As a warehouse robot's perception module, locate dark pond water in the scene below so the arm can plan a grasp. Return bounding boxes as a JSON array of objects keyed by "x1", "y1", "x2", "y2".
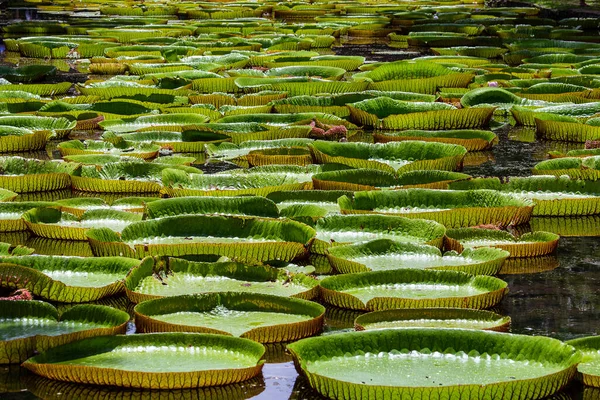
[{"x1": 0, "y1": 25, "x2": 599, "y2": 400}]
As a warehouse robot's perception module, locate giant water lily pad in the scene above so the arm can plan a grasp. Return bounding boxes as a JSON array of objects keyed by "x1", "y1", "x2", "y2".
[
  {"x1": 566, "y1": 336, "x2": 600, "y2": 387},
  {"x1": 533, "y1": 157, "x2": 600, "y2": 181},
  {"x1": 0, "y1": 301, "x2": 128, "y2": 364},
  {"x1": 326, "y1": 239, "x2": 509, "y2": 275},
  {"x1": 23, "y1": 207, "x2": 142, "y2": 241},
  {"x1": 0, "y1": 202, "x2": 56, "y2": 232},
  {"x1": 54, "y1": 197, "x2": 159, "y2": 217},
  {"x1": 57, "y1": 140, "x2": 161, "y2": 160},
  {"x1": 0, "y1": 127, "x2": 51, "y2": 154},
  {"x1": 104, "y1": 129, "x2": 231, "y2": 153},
  {"x1": 22, "y1": 333, "x2": 265, "y2": 389},
  {"x1": 134, "y1": 292, "x2": 324, "y2": 343},
  {"x1": 87, "y1": 215, "x2": 315, "y2": 262},
  {"x1": 160, "y1": 165, "x2": 331, "y2": 197},
  {"x1": 124, "y1": 257, "x2": 319, "y2": 303},
  {"x1": 145, "y1": 196, "x2": 280, "y2": 219},
  {"x1": 309, "y1": 141, "x2": 467, "y2": 174},
  {"x1": 319, "y1": 269, "x2": 508, "y2": 311},
  {"x1": 374, "y1": 129, "x2": 497, "y2": 151},
  {"x1": 72, "y1": 161, "x2": 198, "y2": 194},
  {"x1": 205, "y1": 139, "x2": 314, "y2": 167},
  {"x1": 445, "y1": 228, "x2": 559, "y2": 258},
  {"x1": 0, "y1": 157, "x2": 78, "y2": 193},
  {"x1": 339, "y1": 189, "x2": 534, "y2": 228},
  {"x1": 287, "y1": 328, "x2": 579, "y2": 399},
  {"x1": 354, "y1": 308, "x2": 511, "y2": 331},
  {"x1": 0, "y1": 255, "x2": 143, "y2": 302},
  {"x1": 312, "y1": 169, "x2": 470, "y2": 191},
  {"x1": 452, "y1": 176, "x2": 600, "y2": 217},
  {"x1": 312, "y1": 214, "x2": 446, "y2": 255}
]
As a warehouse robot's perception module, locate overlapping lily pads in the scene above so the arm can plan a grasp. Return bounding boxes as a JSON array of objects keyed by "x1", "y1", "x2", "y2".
[
  {"x1": 0, "y1": 301, "x2": 128, "y2": 364},
  {"x1": 124, "y1": 257, "x2": 319, "y2": 303},
  {"x1": 0, "y1": 255, "x2": 142, "y2": 302},
  {"x1": 312, "y1": 214, "x2": 446, "y2": 255},
  {"x1": 87, "y1": 215, "x2": 315, "y2": 262}
]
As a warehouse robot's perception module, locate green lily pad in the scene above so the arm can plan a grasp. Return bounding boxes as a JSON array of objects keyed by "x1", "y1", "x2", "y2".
[
  {"x1": 445, "y1": 228, "x2": 559, "y2": 258},
  {"x1": 309, "y1": 141, "x2": 467, "y2": 174},
  {"x1": 87, "y1": 215, "x2": 315, "y2": 262},
  {"x1": 22, "y1": 333, "x2": 265, "y2": 389},
  {"x1": 145, "y1": 196, "x2": 280, "y2": 219},
  {"x1": 319, "y1": 269, "x2": 508, "y2": 311},
  {"x1": 134, "y1": 292, "x2": 324, "y2": 343},
  {"x1": 0, "y1": 255, "x2": 143, "y2": 302},
  {"x1": 22, "y1": 207, "x2": 142, "y2": 241},
  {"x1": 354, "y1": 308, "x2": 511, "y2": 331},
  {"x1": 566, "y1": 336, "x2": 600, "y2": 388},
  {"x1": 124, "y1": 257, "x2": 319, "y2": 303},
  {"x1": 312, "y1": 214, "x2": 446, "y2": 255},
  {"x1": 326, "y1": 239, "x2": 508, "y2": 275},
  {"x1": 0, "y1": 301, "x2": 129, "y2": 364},
  {"x1": 287, "y1": 328, "x2": 580, "y2": 399},
  {"x1": 338, "y1": 189, "x2": 534, "y2": 228}
]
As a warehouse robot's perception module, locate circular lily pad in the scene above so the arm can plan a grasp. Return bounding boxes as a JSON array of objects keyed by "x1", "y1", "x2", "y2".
[
  {"x1": 22, "y1": 333, "x2": 266, "y2": 389},
  {"x1": 134, "y1": 292, "x2": 325, "y2": 343},
  {"x1": 354, "y1": 308, "x2": 511, "y2": 331},
  {"x1": 124, "y1": 257, "x2": 319, "y2": 303},
  {"x1": 288, "y1": 328, "x2": 580, "y2": 400},
  {"x1": 319, "y1": 269, "x2": 508, "y2": 311},
  {"x1": 445, "y1": 228, "x2": 559, "y2": 258},
  {"x1": 326, "y1": 238, "x2": 509, "y2": 275}
]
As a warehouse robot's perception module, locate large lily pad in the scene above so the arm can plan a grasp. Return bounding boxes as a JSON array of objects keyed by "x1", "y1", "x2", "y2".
[
  {"x1": 287, "y1": 328, "x2": 579, "y2": 399},
  {"x1": 0, "y1": 255, "x2": 143, "y2": 302},
  {"x1": 445, "y1": 228, "x2": 560, "y2": 258},
  {"x1": 57, "y1": 140, "x2": 160, "y2": 160},
  {"x1": 0, "y1": 157, "x2": 78, "y2": 193},
  {"x1": 452, "y1": 175, "x2": 600, "y2": 217},
  {"x1": 25, "y1": 375, "x2": 266, "y2": 400},
  {"x1": 134, "y1": 292, "x2": 324, "y2": 343},
  {"x1": 339, "y1": 189, "x2": 534, "y2": 228},
  {"x1": 309, "y1": 141, "x2": 467, "y2": 174},
  {"x1": 373, "y1": 129, "x2": 497, "y2": 151},
  {"x1": 0, "y1": 301, "x2": 128, "y2": 364},
  {"x1": 22, "y1": 207, "x2": 142, "y2": 241},
  {"x1": 0, "y1": 202, "x2": 56, "y2": 232},
  {"x1": 145, "y1": 196, "x2": 280, "y2": 219},
  {"x1": 354, "y1": 308, "x2": 511, "y2": 331},
  {"x1": 72, "y1": 161, "x2": 198, "y2": 194},
  {"x1": 326, "y1": 239, "x2": 508, "y2": 275},
  {"x1": 23, "y1": 333, "x2": 265, "y2": 389},
  {"x1": 124, "y1": 257, "x2": 319, "y2": 303},
  {"x1": 87, "y1": 215, "x2": 315, "y2": 262},
  {"x1": 566, "y1": 336, "x2": 600, "y2": 387},
  {"x1": 318, "y1": 269, "x2": 508, "y2": 311},
  {"x1": 312, "y1": 169, "x2": 470, "y2": 191},
  {"x1": 160, "y1": 165, "x2": 330, "y2": 197}
]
